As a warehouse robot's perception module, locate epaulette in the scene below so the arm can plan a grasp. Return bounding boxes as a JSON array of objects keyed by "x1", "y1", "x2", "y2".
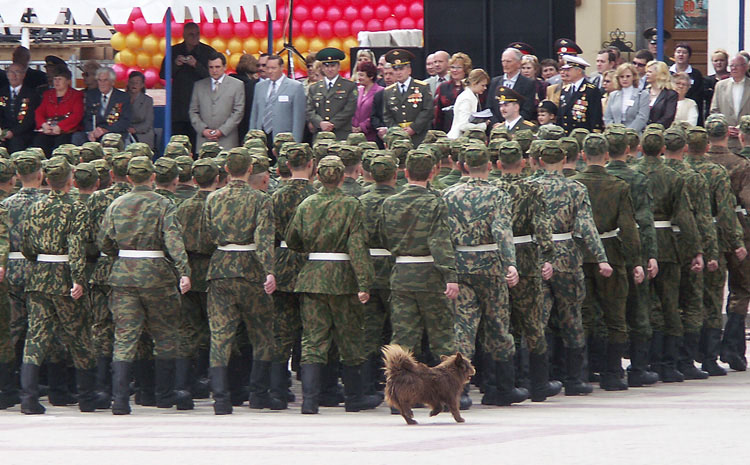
[
  {"x1": 584, "y1": 83, "x2": 596, "y2": 89},
  {"x1": 385, "y1": 83, "x2": 398, "y2": 90},
  {"x1": 523, "y1": 120, "x2": 536, "y2": 127},
  {"x1": 563, "y1": 84, "x2": 572, "y2": 91},
  {"x1": 413, "y1": 79, "x2": 427, "y2": 85}
]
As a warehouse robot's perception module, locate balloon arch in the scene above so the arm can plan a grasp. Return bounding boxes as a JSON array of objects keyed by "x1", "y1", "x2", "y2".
[{"x1": 109, "y1": 1, "x2": 425, "y2": 88}]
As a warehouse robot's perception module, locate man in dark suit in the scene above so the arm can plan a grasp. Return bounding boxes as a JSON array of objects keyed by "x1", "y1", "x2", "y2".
[
  {"x1": 372, "y1": 64, "x2": 395, "y2": 148},
  {"x1": 380, "y1": 49, "x2": 433, "y2": 146},
  {"x1": 0, "y1": 63, "x2": 41, "y2": 152},
  {"x1": 306, "y1": 48, "x2": 359, "y2": 141},
  {"x1": 72, "y1": 67, "x2": 132, "y2": 145},
  {"x1": 557, "y1": 55, "x2": 604, "y2": 134},
  {"x1": 485, "y1": 48, "x2": 536, "y2": 125},
  {"x1": 12, "y1": 46, "x2": 47, "y2": 91}
]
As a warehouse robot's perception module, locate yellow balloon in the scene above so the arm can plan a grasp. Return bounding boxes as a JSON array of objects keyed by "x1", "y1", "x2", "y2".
[
  {"x1": 229, "y1": 53, "x2": 242, "y2": 70},
  {"x1": 152, "y1": 53, "x2": 164, "y2": 68},
  {"x1": 343, "y1": 37, "x2": 358, "y2": 52},
  {"x1": 110, "y1": 32, "x2": 126, "y2": 51},
  {"x1": 274, "y1": 38, "x2": 284, "y2": 53},
  {"x1": 142, "y1": 35, "x2": 159, "y2": 55},
  {"x1": 113, "y1": 52, "x2": 122, "y2": 64},
  {"x1": 125, "y1": 32, "x2": 142, "y2": 51},
  {"x1": 136, "y1": 52, "x2": 152, "y2": 69},
  {"x1": 293, "y1": 36, "x2": 309, "y2": 54},
  {"x1": 243, "y1": 38, "x2": 260, "y2": 55},
  {"x1": 119, "y1": 49, "x2": 136, "y2": 67},
  {"x1": 211, "y1": 37, "x2": 227, "y2": 53},
  {"x1": 309, "y1": 38, "x2": 325, "y2": 55},
  {"x1": 159, "y1": 37, "x2": 167, "y2": 54},
  {"x1": 327, "y1": 38, "x2": 342, "y2": 51},
  {"x1": 227, "y1": 38, "x2": 243, "y2": 55}
]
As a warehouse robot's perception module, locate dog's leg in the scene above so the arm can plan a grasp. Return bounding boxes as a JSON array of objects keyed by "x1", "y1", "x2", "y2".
[
  {"x1": 449, "y1": 399, "x2": 464, "y2": 423},
  {"x1": 428, "y1": 404, "x2": 441, "y2": 417},
  {"x1": 401, "y1": 405, "x2": 418, "y2": 425}
]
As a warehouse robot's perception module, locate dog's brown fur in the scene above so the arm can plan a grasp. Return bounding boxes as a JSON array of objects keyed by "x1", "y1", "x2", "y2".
[{"x1": 382, "y1": 344, "x2": 476, "y2": 425}]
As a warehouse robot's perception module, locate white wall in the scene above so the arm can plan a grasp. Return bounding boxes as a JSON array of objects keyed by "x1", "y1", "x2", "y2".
[{"x1": 708, "y1": 0, "x2": 741, "y2": 72}]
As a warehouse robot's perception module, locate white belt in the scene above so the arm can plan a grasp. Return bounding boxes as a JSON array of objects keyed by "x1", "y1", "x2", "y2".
[
  {"x1": 455, "y1": 243, "x2": 499, "y2": 252},
  {"x1": 369, "y1": 248, "x2": 392, "y2": 256},
  {"x1": 36, "y1": 254, "x2": 68, "y2": 263},
  {"x1": 279, "y1": 241, "x2": 288, "y2": 248},
  {"x1": 395, "y1": 255, "x2": 435, "y2": 264},
  {"x1": 308, "y1": 252, "x2": 351, "y2": 261},
  {"x1": 654, "y1": 220, "x2": 673, "y2": 229},
  {"x1": 736, "y1": 206, "x2": 747, "y2": 215},
  {"x1": 672, "y1": 226, "x2": 681, "y2": 233},
  {"x1": 100, "y1": 252, "x2": 110, "y2": 258},
  {"x1": 217, "y1": 243, "x2": 257, "y2": 252},
  {"x1": 8, "y1": 252, "x2": 24, "y2": 260},
  {"x1": 599, "y1": 228, "x2": 620, "y2": 239},
  {"x1": 118, "y1": 250, "x2": 166, "y2": 258},
  {"x1": 712, "y1": 217, "x2": 718, "y2": 224},
  {"x1": 552, "y1": 233, "x2": 573, "y2": 241},
  {"x1": 513, "y1": 235, "x2": 534, "y2": 244}
]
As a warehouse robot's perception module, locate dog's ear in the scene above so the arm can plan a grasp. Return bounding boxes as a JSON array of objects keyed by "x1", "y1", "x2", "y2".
[
  {"x1": 454, "y1": 353, "x2": 464, "y2": 364},
  {"x1": 440, "y1": 355, "x2": 449, "y2": 361}
]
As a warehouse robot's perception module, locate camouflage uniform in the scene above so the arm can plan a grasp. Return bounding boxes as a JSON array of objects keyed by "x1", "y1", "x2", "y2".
[
  {"x1": 335, "y1": 144, "x2": 366, "y2": 197},
  {"x1": 0, "y1": 180, "x2": 10, "y2": 371},
  {"x1": 174, "y1": 155, "x2": 198, "y2": 204},
  {"x1": 154, "y1": 157, "x2": 179, "y2": 205}
]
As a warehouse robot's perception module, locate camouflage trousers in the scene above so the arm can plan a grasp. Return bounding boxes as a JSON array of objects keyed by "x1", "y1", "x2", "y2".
[
  {"x1": 273, "y1": 291, "x2": 302, "y2": 362},
  {"x1": 703, "y1": 255, "x2": 728, "y2": 330},
  {"x1": 177, "y1": 291, "x2": 209, "y2": 358},
  {"x1": 727, "y1": 252, "x2": 750, "y2": 317},
  {"x1": 362, "y1": 288, "x2": 390, "y2": 357},
  {"x1": 541, "y1": 269, "x2": 586, "y2": 349},
  {"x1": 300, "y1": 293, "x2": 366, "y2": 366},
  {"x1": 509, "y1": 275, "x2": 547, "y2": 354},
  {"x1": 23, "y1": 292, "x2": 95, "y2": 370},
  {"x1": 678, "y1": 261, "x2": 705, "y2": 335},
  {"x1": 391, "y1": 290, "x2": 457, "y2": 359},
  {"x1": 650, "y1": 262, "x2": 683, "y2": 337},
  {"x1": 625, "y1": 266, "x2": 652, "y2": 340},
  {"x1": 0, "y1": 286, "x2": 12, "y2": 364},
  {"x1": 207, "y1": 278, "x2": 275, "y2": 367},
  {"x1": 9, "y1": 284, "x2": 27, "y2": 350},
  {"x1": 455, "y1": 274, "x2": 514, "y2": 361},
  {"x1": 90, "y1": 284, "x2": 113, "y2": 358},
  {"x1": 110, "y1": 286, "x2": 181, "y2": 362},
  {"x1": 582, "y1": 263, "x2": 629, "y2": 344}
]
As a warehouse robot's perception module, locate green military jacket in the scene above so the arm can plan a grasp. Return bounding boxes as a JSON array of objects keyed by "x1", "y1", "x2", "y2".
[
  {"x1": 359, "y1": 184, "x2": 397, "y2": 290},
  {"x1": 155, "y1": 188, "x2": 177, "y2": 205},
  {"x1": 440, "y1": 169, "x2": 463, "y2": 187},
  {"x1": 272, "y1": 178, "x2": 317, "y2": 292},
  {"x1": 2, "y1": 187, "x2": 46, "y2": 287},
  {"x1": 306, "y1": 77, "x2": 359, "y2": 141},
  {"x1": 86, "y1": 182, "x2": 132, "y2": 285},
  {"x1": 382, "y1": 78, "x2": 434, "y2": 146},
  {"x1": 706, "y1": 145, "x2": 750, "y2": 247},
  {"x1": 175, "y1": 183, "x2": 198, "y2": 205},
  {"x1": 175, "y1": 190, "x2": 211, "y2": 292},
  {"x1": 340, "y1": 176, "x2": 366, "y2": 198}
]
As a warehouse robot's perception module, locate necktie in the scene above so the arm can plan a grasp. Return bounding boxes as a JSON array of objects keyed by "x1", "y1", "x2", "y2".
[
  {"x1": 400, "y1": 83, "x2": 407, "y2": 94},
  {"x1": 438, "y1": 76, "x2": 445, "y2": 83},
  {"x1": 263, "y1": 81, "x2": 277, "y2": 133},
  {"x1": 213, "y1": 79, "x2": 220, "y2": 92},
  {"x1": 100, "y1": 95, "x2": 108, "y2": 117},
  {"x1": 10, "y1": 89, "x2": 16, "y2": 102},
  {"x1": 327, "y1": 81, "x2": 333, "y2": 90}
]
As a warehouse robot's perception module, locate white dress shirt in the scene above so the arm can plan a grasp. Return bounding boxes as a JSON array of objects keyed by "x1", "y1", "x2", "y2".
[
  {"x1": 732, "y1": 78, "x2": 746, "y2": 118},
  {"x1": 503, "y1": 71, "x2": 519, "y2": 88},
  {"x1": 267, "y1": 74, "x2": 285, "y2": 98},
  {"x1": 211, "y1": 75, "x2": 225, "y2": 92},
  {"x1": 620, "y1": 86, "x2": 636, "y2": 120},
  {"x1": 505, "y1": 115, "x2": 521, "y2": 131},
  {"x1": 325, "y1": 76, "x2": 339, "y2": 90}
]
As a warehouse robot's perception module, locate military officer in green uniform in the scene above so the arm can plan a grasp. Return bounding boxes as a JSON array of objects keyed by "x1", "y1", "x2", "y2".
[
  {"x1": 496, "y1": 86, "x2": 538, "y2": 135},
  {"x1": 381, "y1": 49, "x2": 434, "y2": 146},
  {"x1": 306, "y1": 48, "x2": 358, "y2": 141}
]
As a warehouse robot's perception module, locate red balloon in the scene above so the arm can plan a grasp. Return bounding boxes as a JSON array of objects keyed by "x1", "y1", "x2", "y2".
[
  {"x1": 349, "y1": 0, "x2": 363, "y2": 6},
  {"x1": 128, "y1": 7, "x2": 143, "y2": 22},
  {"x1": 217, "y1": 22, "x2": 234, "y2": 39},
  {"x1": 114, "y1": 23, "x2": 133, "y2": 35},
  {"x1": 234, "y1": 21, "x2": 251, "y2": 39},
  {"x1": 272, "y1": 20, "x2": 284, "y2": 36},
  {"x1": 112, "y1": 63, "x2": 128, "y2": 82},
  {"x1": 343, "y1": 6, "x2": 359, "y2": 21},
  {"x1": 311, "y1": 6, "x2": 326, "y2": 21},
  {"x1": 327, "y1": 6, "x2": 342, "y2": 22},
  {"x1": 144, "y1": 68, "x2": 160, "y2": 88},
  {"x1": 317, "y1": 21, "x2": 333, "y2": 40},
  {"x1": 383, "y1": 17, "x2": 399, "y2": 30},
  {"x1": 417, "y1": 18, "x2": 423, "y2": 29},
  {"x1": 151, "y1": 22, "x2": 165, "y2": 38},
  {"x1": 277, "y1": 4, "x2": 289, "y2": 20},
  {"x1": 359, "y1": 5, "x2": 374, "y2": 21},
  {"x1": 375, "y1": 5, "x2": 390, "y2": 20},
  {"x1": 366, "y1": 19, "x2": 382, "y2": 32},
  {"x1": 292, "y1": 19, "x2": 301, "y2": 35},
  {"x1": 202, "y1": 22, "x2": 217, "y2": 39},
  {"x1": 301, "y1": 20, "x2": 317, "y2": 38},
  {"x1": 133, "y1": 18, "x2": 151, "y2": 36},
  {"x1": 252, "y1": 20, "x2": 267, "y2": 38},
  {"x1": 171, "y1": 22, "x2": 184, "y2": 38},
  {"x1": 350, "y1": 19, "x2": 366, "y2": 36},
  {"x1": 294, "y1": 5, "x2": 310, "y2": 21},
  {"x1": 333, "y1": 20, "x2": 350, "y2": 37},
  {"x1": 409, "y1": 2, "x2": 423, "y2": 20},
  {"x1": 400, "y1": 17, "x2": 416, "y2": 29},
  {"x1": 393, "y1": 4, "x2": 408, "y2": 19}
]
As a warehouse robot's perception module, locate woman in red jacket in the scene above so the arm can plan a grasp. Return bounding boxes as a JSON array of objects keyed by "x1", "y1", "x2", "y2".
[{"x1": 33, "y1": 66, "x2": 84, "y2": 155}]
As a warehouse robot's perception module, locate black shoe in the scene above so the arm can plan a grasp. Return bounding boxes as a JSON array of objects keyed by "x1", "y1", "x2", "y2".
[
  {"x1": 679, "y1": 362, "x2": 709, "y2": 380},
  {"x1": 46, "y1": 362, "x2": 76, "y2": 406},
  {"x1": 459, "y1": 384, "x2": 472, "y2": 410},
  {"x1": 319, "y1": 361, "x2": 343, "y2": 407},
  {"x1": 192, "y1": 349, "x2": 211, "y2": 399},
  {"x1": 93, "y1": 356, "x2": 112, "y2": 409},
  {"x1": 0, "y1": 362, "x2": 17, "y2": 409},
  {"x1": 721, "y1": 313, "x2": 747, "y2": 371},
  {"x1": 249, "y1": 360, "x2": 286, "y2": 410},
  {"x1": 600, "y1": 343, "x2": 628, "y2": 391},
  {"x1": 722, "y1": 353, "x2": 747, "y2": 372},
  {"x1": 702, "y1": 327, "x2": 727, "y2": 376},
  {"x1": 20, "y1": 363, "x2": 45, "y2": 414},
  {"x1": 300, "y1": 363, "x2": 322, "y2": 414},
  {"x1": 679, "y1": 332, "x2": 708, "y2": 380},
  {"x1": 269, "y1": 361, "x2": 290, "y2": 410},
  {"x1": 154, "y1": 359, "x2": 176, "y2": 408},
  {"x1": 134, "y1": 359, "x2": 156, "y2": 406},
  {"x1": 494, "y1": 361, "x2": 529, "y2": 405},
  {"x1": 76, "y1": 368, "x2": 98, "y2": 412},
  {"x1": 174, "y1": 358, "x2": 194, "y2": 410},
  {"x1": 529, "y1": 352, "x2": 562, "y2": 402},
  {"x1": 111, "y1": 361, "x2": 131, "y2": 415},
  {"x1": 210, "y1": 366, "x2": 232, "y2": 415},
  {"x1": 662, "y1": 336, "x2": 685, "y2": 382},
  {"x1": 702, "y1": 359, "x2": 728, "y2": 376},
  {"x1": 628, "y1": 337, "x2": 659, "y2": 387},
  {"x1": 342, "y1": 364, "x2": 382, "y2": 412},
  {"x1": 563, "y1": 347, "x2": 593, "y2": 396}
]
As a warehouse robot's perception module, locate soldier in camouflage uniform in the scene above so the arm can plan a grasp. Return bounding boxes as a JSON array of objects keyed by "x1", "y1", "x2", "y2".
[
  {"x1": 493, "y1": 141, "x2": 559, "y2": 402},
  {"x1": 560, "y1": 137, "x2": 580, "y2": 178},
  {"x1": 0, "y1": 160, "x2": 13, "y2": 409},
  {"x1": 335, "y1": 144, "x2": 365, "y2": 197},
  {"x1": 174, "y1": 155, "x2": 198, "y2": 204},
  {"x1": 442, "y1": 145, "x2": 526, "y2": 408},
  {"x1": 101, "y1": 133, "x2": 124, "y2": 151},
  {"x1": 532, "y1": 141, "x2": 610, "y2": 396},
  {"x1": 604, "y1": 128, "x2": 659, "y2": 387},
  {"x1": 19, "y1": 156, "x2": 97, "y2": 414},
  {"x1": 168, "y1": 134, "x2": 193, "y2": 155},
  {"x1": 573, "y1": 134, "x2": 643, "y2": 391},
  {"x1": 286, "y1": 155, "x2": 380, "y2": 414},
  {"x1": 154, "y1": 157, "x2": 179, "y2": 204},
  {"x1": 633, "y1": 131, "x2": 703, "y2": 382},
  {"x1": 74, "y1": 163, "x2": 99, "y2": 201},
  {"x1": 98, "y1": 156, "x2": 191, "y2": 415},
  {"x1": 92, "y1": 159, "x2": 112, "y2": 190},
  {"x1": 390, "y1": 139, "x2": 414, "y2": 189}
]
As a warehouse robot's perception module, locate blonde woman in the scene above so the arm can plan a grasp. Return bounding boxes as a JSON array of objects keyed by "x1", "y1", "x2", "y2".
[
  {"x1": 672, "y1": 72, "x2": 699, "y2": 126},
  {"x1": 521, "y1": 54, "x2": 548, "y2": 102},
  {"x1": 604, "y1": 63, "x2": 650, "y2": 132},
  {"x1": 434, "y1": 52, "x2": 472, "y2": 132},
  {"x1": 447, "y1": 68, "x2": 490, "y2": 139},
  {"x1": 645, "y1": 60, "x2": 678, "y2": 127},
  {"x1": 600, "y1": 70, "x2": 616, "y2": 113}
]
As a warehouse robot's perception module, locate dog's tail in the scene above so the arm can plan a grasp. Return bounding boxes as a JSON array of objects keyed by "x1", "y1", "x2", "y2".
[{"x1": 381, "y1": 344, "x2": 418, "y2": 378}]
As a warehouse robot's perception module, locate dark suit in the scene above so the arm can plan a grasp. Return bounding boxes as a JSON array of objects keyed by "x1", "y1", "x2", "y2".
[
  {"x1": 647, "y1": 88, "x2": 678, "y2": 128},
  {"x1": 485, "y1": 73, "x2": 536, "y2": 124},
  {"x1": 382, "y1": 78, "x2": 433, "y2": 146},
  {"x1": 306, "y1": 77, "x2": 358, "y2": 141},
  {"x1": 557, "y1": 81, "x2": 604, "y2": 134},
  {"x1": 23, "y1": 68, "x2": 47, "y2": 91},
  {"x1": 72, "y1": 88, "x2": 132, "y2": 145},
  {"x1": 0, "y1": 84, "x2": 40, "y2": 152},
  {"x1": 370, "y1": 88, "x2": 386, "y2": 148},
  {"x1": 230, "y1": 73, "x2": 257, "y2": 142}
]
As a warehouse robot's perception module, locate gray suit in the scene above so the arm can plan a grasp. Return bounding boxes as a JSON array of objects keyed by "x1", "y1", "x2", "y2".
[
  {"x1": 604, "y1": 87, "x2": 650, "y2": 133},
  {"x1": 710, "y1": 77, "x2": 750, "y2": 127},
  {"x1": 249, "y1": 76, "x2": 306, "y2": 142},
  {"x1": 189, "y1": 74, "x2": 245, "y2": 149},
  {"x1": 424, "y1": 75, "x2": 446, "y2": 96}
]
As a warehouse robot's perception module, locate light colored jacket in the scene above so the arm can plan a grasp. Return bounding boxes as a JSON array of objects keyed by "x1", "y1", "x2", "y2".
[
  {"x1": 249, "y1": 75, "x2": 306, "y2": 142},
  {"x1": 129, "y1": 91, "x2": 155, "y2": 147},
  {"x1": 447, "y1": 87, "x2": 486, "y2": 139},
  {"x1": 189, "y1": 74, "x2": 245, "y2": 149},
  {"x1": 710, "y1": 76, "x2": 750, "y2": 126},
  {"x1": 603, "y1": 87, "x2": 650, "y2": 133}
]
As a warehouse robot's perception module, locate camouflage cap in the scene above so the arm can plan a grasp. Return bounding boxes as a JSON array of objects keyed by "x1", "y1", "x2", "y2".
[
  {"x1": 111, "y1": 151, "x2": 134, "y2": 177},
  {"x1": 423, "y1": 129, "x2": 447, "y2": 144},
  {"x1": 384, "y1": 127, "x2": 410, "y2": 148},
  {"x1": 490, "y1": 126, "x2": 511, "y2": 142},
  {"x1": 314, "y1": 131, "x2": 337, "y2": 144},
  {"x1": 583, "y1": 133, "x2": 608, "y2": 157},
  {"x1": 313, "y1": 140, "x2": 332, "y2": 162},
  {"x1": 102, "y1": 147, "x2": 117, "y2": 162},
  {"x1": 705, "y1": 114, "x2": 729, "y2": 138},
  {"x1": 243, "y1": 129, "x2": 267, "y2": 145},
  {"x1": 559, "y1": 137, "x2": 580, "y2": 161},
  {"x1": 125, "y1": 142, "x2": 154, "y2": 158},
  {"x1": 165, "y1": 142, "x2": 191, "y2": 158},
  {"x1": 370, "y1": 155, "x2": 397, "y2": 182},
  {"x1": 44, "y1": 156, "x2": 72, "y2": 184},
  {"x1": 101, "y1": 133, "x2": 124, "y2": 150},
  {"x1": 334, "y1": 144, "x2": 361, "y2": 167},
  {"x1": 51, "y1": 146, "x2": 79, "y2": 166},
  {"x1": 168, "y1": 134, "x2": 193, "y2": 153},
  {"x1": 174, "y1": 155, "x2": 194, "y2": 182},
  {"x1": 434, "y1": 139, "x2": 451, "y2": 161},
  {"x1": 645, "y1": 123, "x2": 665, "y2": 133},
  {"x1": 192, "y1": 158, "x2": 219, "y2": 185},
  {"x1": 0, "y1": 147, "x2": 9, "y2": 159},
  {"x1": 686, "y1": 126, "x2": 708, "y2": 152},
  {"x1": 198, "y1": 141, "x2": 222, "y2": 159},
  {"x1": 276, "y1": 156, "x2": 291, "y2": 177},
  {"x1": 514, "y1": 129, "x2": 535, "y2": 153},
  {"x1": 215, "y1": 153, "x2": 229, "y2": 180},
  {"x1": 26, "y1": 147, "x2": 46, "y2": 161},
  {"x1": 277, "y1": 141, "x2": 295, "y2": 158},
  {"x1": 226, "y1": 147, "x2": 252, "y2": 175},
  {"x1": 604, "y1": 127, "x2": 627, "y2": 155},
  {"x1": 0, "y1": 158, "x2": 16, "y2": 183},
  {"x1": 539, "y1": 141, "x2": 565, "y2": 164},
  {"x1": 80, "y1": 142, "x2": 104, "y2": 162},
  {"x1": 92, "y1": 159, "x2": 111, "y2": 183},
  {"x1": 390, "y1": 138, "x2": 414, "y2": 166},
  {"x1": 641, "y1": 130, "x2": 665, "y2": 156},
  {"x1": 361, "y1": 150, "x2": 379, "y2": 172},
  {"x1": 671, "y1": 120, "x2": 691, "y2": 133},
  {"x1": 13, "y1": 151, "x2": 42, "y2": 175},
  {"x1": 273, "y1": 133, "x2": 296, "y2": 153},
  {"x1": 286, "y1": 143, "x2": 313, "y2": 168},
  {"x1": 739, "y1": 115, "x2": 750, "y2": 135},
  {"x1": 346, "y1": 132, "x2": 368, "y2": 146},
  {"x1": 624, "y1": 128, "x2": 640, "y2": 150},
  {"x1": 73, "y1": 162, "x2": 98, "y2": 189},
  {"x1": 154, "y1": 157, "x2": 179, "y2": 184},
  {"x1": 250, "y1": 154, "x2": 271, "y2": 175},
  {"x1": 664, "y1": 127, "x2": 687, "y2": 152},
  {"x1": 317, "y1": 155, "x2": 345, "y2": 184},
  {"x1": 464, "y1": 127, "x2": 487, "y2": 143},
  {"x1": 463, "y1": 145, "x2": 489, "y2": 167},
  {"x1": 498, "y1": 141, "x2": 523, "y2": 165},
  {"x1": 528, "y1": 140, "x2": 546, "y2": 160},
  {"x1": 487, "y1": 139, "x2": 502, "y2": 163},
  {"x1": 570, "y1": 127, "x2": 591, "y2": 147},
  {"x1": 406, "y1": 150, "x2": 434, "y2": 177},
  {"x1": 538, "y1": 124, "x2": 565, "y2": 140},
  {"x1": 128, "y1": 156, "x2": 155, "y2": 183},
  {"x1": 244, "y1": 138, "x2": 268, "y2": 153}
]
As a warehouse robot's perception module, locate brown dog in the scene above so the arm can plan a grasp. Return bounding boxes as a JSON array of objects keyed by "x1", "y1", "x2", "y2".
[{"x1": 382, "y1": 344, "x2": 475, "y2": 425}]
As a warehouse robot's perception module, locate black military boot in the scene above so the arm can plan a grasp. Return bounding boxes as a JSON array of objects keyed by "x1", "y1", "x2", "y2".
[
  {"x1": 362, "y1": 354, "x2": 384, "y2": 400},
  {"x1": 228, "y1": 354, "x2": 249, "y2": 406},
  {"x1": 702, "y1": 328, "x2": 727, "y2": 376},
  {"x1": 480, "y1": 356, "x2": 498, "y2": 405},
  {"x1": 192, "y1": 349, "x2": 211, "y2": 399},
  {"x1": 0, "y1": 362, "x2": 17, "y2": 409},
  {"x1": 269, "y1": 361, "x2": 290, "y2": 410},
  {"x1": 514, "y1": 345, "x2": 531, "y2": 391},
  {"x1": 174, "y1": 358, "x2": 195, "y2": 410},
  {"x1": 679, "y1": 332, "x2": 709, "y2": 380},
  {"x1": 600, "y1": 343, "x2": 628, "y2": 391},
  {"x1": 628, "y1": 337, "x2": 659, "y2": 387},
  {"x1": 529, "y1": 351, "x2": 562, "y2": 402},
  {"x1": 210, "y1": 366, "x2": 232, "y2": 415},
  {"x1": 721, "y1": 313, "x2": 747, "y2": 371},
  {"x1": 458, "y1": 384, "x2": 472, "y2": 410},
  {"x1": 20, "y1": 363, "x2": 45, "y2": 414},
  {"x1": 249, "y1": 360, "x2": 286, "y2": 410},
  {"x1": 300, "y1": 363, "x2": 323, "y2": 414},
  {"x1": 111, "y1": 361, "x2": 132, "y2": 415},
  {"x1": 661, "y1": 336, "x2": 685, "y2": 383},
  {"x1": 135, "y1": 359, "x2": 156, "y2": 406},
  {"x1": 494, "y1": 361, "x2": 529, "y2": 405},
  {"x1": 319, "y1": 360, "x2": 343, "y2": 407},
  {"x1": 563, "y1": 347, "x2": 593, "y2": 396},
  {"x1": 46, "y1": 362, "x2": 77, "y2": 406},
  {"x1": 94, "y1": 356, "x2": 112, "y2": 409},
  {"x1": 76, "y1": 368, "x2": 98, "y2": 412},
  {"x1": 342, "y1": 364, "x2": 382, "y2": 412},
  {"x1": 649, "y1": 330, "x2": 665, "y2": 380},
  {"x1": 154, "y1": 359, "x2": 176, "y2": 408}
]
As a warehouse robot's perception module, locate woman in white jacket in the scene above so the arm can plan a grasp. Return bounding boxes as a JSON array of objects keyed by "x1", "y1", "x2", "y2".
[
  {"x1": 603, "y1": 63, "x2": 650, "y2": 133},
  {"x1": 447, "y1": 68, "x2": 490, "y2": 139}
]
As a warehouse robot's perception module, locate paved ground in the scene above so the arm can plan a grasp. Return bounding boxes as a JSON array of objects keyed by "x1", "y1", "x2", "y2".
[{"x1": 1, "y1": 362, "x2": 749, "y2": 465}]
